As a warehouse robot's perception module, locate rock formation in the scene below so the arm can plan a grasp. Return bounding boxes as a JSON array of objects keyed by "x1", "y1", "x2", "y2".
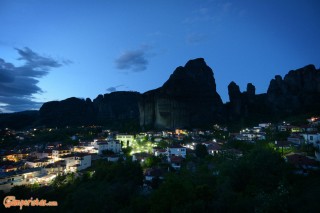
[
  {"x1": 139, "y1": 58, "x2": 224, "y2": 129},
  {"x1": 267, "y1": 64, "x2": 320, "y2": 114},
  {"x1": 39, "y1": 92, "x2": 140, "y2": 130},
  {"x1": 225, "y1": 64, "x2": 320, "y2": 128},
  {"x1": 40, "y1": 97, "x2": 95, "y2": 127},
  {"x1": 12, "y1": 60, "x2": 319, "y2": 131},
  {"x1": 92, "y1": 91, "x2": 140, "y2": 129}
]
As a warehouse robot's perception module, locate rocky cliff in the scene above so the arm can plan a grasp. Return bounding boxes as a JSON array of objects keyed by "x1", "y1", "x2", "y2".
[
  {"x1": 92, "y1": 91, "x2": 140, "y2": 130},
  {"x1": 32, "y1": 61, "x2": 320, "y2": 131},
  {"x1": 40, "y1": 97, "x2": 95, "y2": 127},
  {"x1": 267, "y1": 64, "x2": 320, "y2": 114},
  {"x1": 39, "y1": 91, "x2": 140, "y2": 130},
  {"x1": 139, "y1": 58, "x2": 224, "y2": 129},
  {"x1": 224, "y1": 64, "x2": 320, "y2": 128}
]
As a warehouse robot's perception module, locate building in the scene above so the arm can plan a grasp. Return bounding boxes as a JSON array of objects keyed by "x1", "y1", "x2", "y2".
[
  {"x1": 34, "y1": 150, "x2": 53, "y2": 159},
  {"x1": 92, "y1": 140, "x2": 121, "y2": 155},
  {"x1": 168, "y1": 155, "x2": 184, "y2": 170},
  {"x1": 60, "y1": 153, "x2": 92, "y2": 173},
  {"x1": 285, "y1": 153, "x2": 319, "y2": 174},
  {"x1": 167, "y1": 145, "x2": 186, "y2": 158},
  {"x1": 206, "y1": 143, "x2": 222, "y2": 156},
  {"x1": 301, "y1": 133, "x2": 320, "y2": 147},
  {"x1": 0, "y1": 168, "x2": 43, "y2": 192},
  {"x1": 52, "y1": 148, "x2": 71, "y2": 162},
  {"x1": 25, "y1": 158, "x2": 52, "y2": 168},
  {"x1": 116, "y1": 134, "x2": 135, "y2": 147},
  {"x1": 106, "y1": 140, "x2": 122, "y2": 153},
  {"x1": 153, "y1": 149, "x2": 167, "y2": 157},
  {"x1": 287, "y1": 135, "x2": 305, "y2": 145},
  {"x1": 259, "y1": 123, "x2": 271, "y2": 128}
]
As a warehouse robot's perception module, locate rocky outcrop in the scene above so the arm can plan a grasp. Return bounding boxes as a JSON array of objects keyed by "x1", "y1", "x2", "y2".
[
  {"x1": 34, "y1": 61, "x2": 320, "y2": 131},
  {"x1": 246, "y1": 83, "x2": 256, "y2": 98},
  {"x1": 267, "y1": 64, "x2": 320, "y2": 114},
  {"x1": 40, "y1": 97, "x2": 95, "y2": 127},
  {"x1": 92, "y1": 91, "x2": 140, "y2": 130},
  {"x1": 39, "y1": 92, "x2": 141, "y2": 130},
  {"x1": 225, "y1": 64, "x2": 320, "y2": 128},
  {"x1": 139, "y1": 58, "x2": 224, "y2": 129},
  {"x1": 228, "y1": 81, "x2": 242, "y2": 116},
  {"x1": 226, "y1": 82, "x2": 259, "y2": 119}
]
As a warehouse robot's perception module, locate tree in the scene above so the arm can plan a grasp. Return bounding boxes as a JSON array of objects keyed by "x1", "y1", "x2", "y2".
[
  {"x1": 143, "y1": 156, "x2": 161, "y2": 168},
  {"x1": 195, "y1": 144, "x2": 208, "y2": 158}
]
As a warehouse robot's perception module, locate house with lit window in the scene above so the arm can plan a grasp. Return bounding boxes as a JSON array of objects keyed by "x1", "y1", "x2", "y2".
[
  {"x1": 167, "y1": 144, "x2": 186, "y2": 158},
  {"x1": 116, "y1": 134, "x2": 135, "y2": 147},
  {"x1": 93, "y1": 140, "x2": 121, "y2": 155},
  {"x1": 25, "y1": 157, "x2": 52, "y2": 168},
  {"x1": 60, "y1": 153, "x2": 92, "y2": 173},
  {"x1": 0, "y1": 167, "x2": 43, "y2": 192},
  {"x1": 205, "y1": 143, "x2": 222, "y2": 156},
  {"x1": 52, "y1": 148, "x2": 71, "y2": 162}
]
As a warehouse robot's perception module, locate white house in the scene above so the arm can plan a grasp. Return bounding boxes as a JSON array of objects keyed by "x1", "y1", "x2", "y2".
[
  {"x1": 93, "y1": 142, "x2": 108, "y2": 155},
  {"x1": 167, "y1": 145, "x2": 186, "y2": 158},
  {"x1": 25, "y1": 158, "x2": 52, "y2": 168},
  {"x1": 93, "y1": 140, "x2": 121, "y2": 155},
  {"x1": 206, "y1": 143, "x2": 222, "y2": 156},
  {"x1": 52, "y1": 148, "x2": 71, "y2": 162},
  {"x1": 0, "y1": 168, "x2": 43, "y2": 192},
  {"x1": 301, "y1": 133, "x2": 320, "y2": 147},
  {"x1": 116, "y1": 134, "x2": 135, "y2": 147},
  {"x1": 35, "y1": 150, "x2": 52, "y2": 159},
  {"x1": 259, "y1": 123, "x2": 271, "y2": 128},
  {"x1": 106, "y1": 140, "x2": 121, "y2": 153},
  {"x1": 74, "y1": 154, "x2": 91, "y2": 171},
  {"x1": 60, "y1": 153, "x2": 92, "y2": 173}
]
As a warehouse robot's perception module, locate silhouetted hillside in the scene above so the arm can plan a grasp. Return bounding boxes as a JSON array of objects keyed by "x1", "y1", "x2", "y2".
[{"x1": 2, "y1": 59, "x2": 320, "y2": 131}]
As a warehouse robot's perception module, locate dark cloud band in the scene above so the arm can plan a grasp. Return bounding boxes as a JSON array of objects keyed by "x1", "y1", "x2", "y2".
[
  {"x1": 115, "y1": 46, "x2": 150, "y2": 72},
  {"x1": 0, "y1": 47, "x2": 69, "y2": 112}
]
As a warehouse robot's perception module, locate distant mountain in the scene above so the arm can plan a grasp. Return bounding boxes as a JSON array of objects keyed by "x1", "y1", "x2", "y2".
[{"x1": 1, "y1": 59, "x2": 319, "y2": 130}]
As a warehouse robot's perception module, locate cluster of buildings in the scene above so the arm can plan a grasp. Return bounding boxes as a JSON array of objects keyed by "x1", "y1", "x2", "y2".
[
  {"x1": 231, "y1": 123, "x2": 270, "y2": 141},
  {"x1": 231, "y1": 118, "x2": 320, "y2": 175},
  {"x1": 0, "y1": 136, "x2": 124, "y2": 192},
  {"x1": 1, "y1": 116, "x2": 319, "y2": 192}
]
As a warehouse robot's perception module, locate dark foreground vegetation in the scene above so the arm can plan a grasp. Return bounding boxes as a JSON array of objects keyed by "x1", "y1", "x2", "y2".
[{"x1": 1, "y1": 143, "x2": 320, "y2": 213}]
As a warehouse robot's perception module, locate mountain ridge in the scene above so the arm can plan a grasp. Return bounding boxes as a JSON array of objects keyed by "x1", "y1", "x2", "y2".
[{"x1": 1, "y1": 59, "x2": 319, "y2": 130}]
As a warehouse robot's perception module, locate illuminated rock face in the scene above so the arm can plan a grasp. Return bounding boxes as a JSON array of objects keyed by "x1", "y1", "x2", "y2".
[{"x1": 139, "y1": 58, "x2": 224, "y2": 129}]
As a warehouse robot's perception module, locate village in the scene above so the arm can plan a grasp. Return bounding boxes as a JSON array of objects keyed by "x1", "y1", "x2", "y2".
[{"x1": 1, "y1": 116, "x2": 320, "y2": 193}]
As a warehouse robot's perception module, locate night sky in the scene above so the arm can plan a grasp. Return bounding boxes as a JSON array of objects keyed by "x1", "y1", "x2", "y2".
[{"x1": 1, "y1": 0, "x2": 320, "y2": 112}]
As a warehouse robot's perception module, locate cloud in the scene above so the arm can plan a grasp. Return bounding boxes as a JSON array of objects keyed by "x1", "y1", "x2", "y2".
[
  {"x1": 0, "y1": 47, "x2": 69, "y2": 112},
  {"x1": 0, "y1": 96, "x2": 43, "y2": 112},
  {"x1": 106, "y1": 85, "x2": 124, "y2": 92},
  {"x1": 115, "y1": 46, "x2": 151, "y2": 72}
]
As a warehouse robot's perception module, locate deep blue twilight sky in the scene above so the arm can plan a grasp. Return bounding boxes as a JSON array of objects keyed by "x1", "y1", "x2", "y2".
[{"x1": 0, "y1": 0, "x2": 320, "y2": 112}]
